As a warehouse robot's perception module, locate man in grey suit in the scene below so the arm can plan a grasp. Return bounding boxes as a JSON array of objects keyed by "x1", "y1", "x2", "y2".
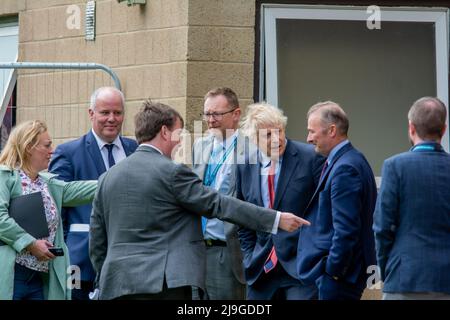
[
  {"x1": 89, "y1": 100, "x2": 309, "y2": 300},
  {"x1": 374, "y1": 97, "x2": 450, "y2": 300},
  {"x1": 192, "y1": 87, "x2": 249, "y2": 300}
]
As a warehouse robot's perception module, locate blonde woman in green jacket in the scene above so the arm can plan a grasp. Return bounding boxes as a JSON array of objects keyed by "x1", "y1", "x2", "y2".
[{"x1": 0, "y1": 120, "x2": 97, "y2": 300}]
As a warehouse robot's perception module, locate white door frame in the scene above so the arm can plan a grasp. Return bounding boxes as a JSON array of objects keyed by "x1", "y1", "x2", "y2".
[
  {"x1": 0, "y1": 24, "x2": 18, "y2": 37},
  {"x1": 260, "y1": 4, "x2": 450, "y2": 151},
  {"x1": 0, "y1": 24, "x2": 18, "y2": 125}
]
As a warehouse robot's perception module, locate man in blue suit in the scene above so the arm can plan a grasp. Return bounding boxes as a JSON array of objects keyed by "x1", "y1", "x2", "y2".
[
  {"x1": 236, "y1": 103, "x2": 324, "y2": 300},
  {"x1": 374, "y1": 97, "x2": 450, "y2": 300},
  {"x1": 297, "y1": 101, "x2": 377, "y2": 300},
  {"x1": 49, "y1": 87, "x2": 138, "y2": 300}
]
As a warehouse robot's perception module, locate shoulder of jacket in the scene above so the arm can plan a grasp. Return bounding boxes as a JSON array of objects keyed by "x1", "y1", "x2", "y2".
[
  {"x1": 290, "y1": 140, "x2": 316, "y2": 155},
  {"x1": 55, "y1": 135, "x2": 86, "y2": 152},
  {"x1": 0, "y1": 164, "x2": 13, "y2": 173},
  {"x1": 121, "y1": 136, "x2": 138, "y2": 145},
  {"x1": 39, "y1": 171, "x2": 61, "y2": 184}
]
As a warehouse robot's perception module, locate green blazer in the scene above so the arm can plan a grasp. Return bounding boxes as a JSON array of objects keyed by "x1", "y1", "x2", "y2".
[{"x1": 0, "y1": 165, "x2": 97, "y2": 300}]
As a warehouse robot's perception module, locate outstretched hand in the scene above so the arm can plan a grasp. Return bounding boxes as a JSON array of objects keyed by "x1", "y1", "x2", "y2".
[{"x1": 279, "y1": 212, "x2": 311, "y2": 232}]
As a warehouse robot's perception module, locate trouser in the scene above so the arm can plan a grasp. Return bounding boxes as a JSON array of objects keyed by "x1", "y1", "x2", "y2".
[
  {"x1": 383, "y1": 292, "x2": 450, "y2": 300},
  {"x1": 197, "y1": 245, "x2": 246, "y2": 300},
  {"x1": 116, "y1": 284, "x2": 192, "y2": 300},
  {"x1": 316, "y1": 273, "x2": 365, "y2": 300},
  {"x1": 71, "y1": 280, "x2": 94, "y2": 300},
  {"x1": 247, "y1": 263, "x2": 318, "y2": 300},
  {"x1": 13, "y1": 263, "x2": 45, "y2": 300}
]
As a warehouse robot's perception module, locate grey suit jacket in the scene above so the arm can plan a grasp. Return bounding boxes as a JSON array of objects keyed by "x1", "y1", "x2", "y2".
[
  {"x1": 89, "y1": 145, "x2": 276, "y2": 300},
  {"x1": 192, "y1": 133, "x2": 252, "y2": 284}
]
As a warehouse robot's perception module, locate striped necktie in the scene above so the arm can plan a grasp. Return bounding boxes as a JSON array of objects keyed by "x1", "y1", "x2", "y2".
[{"x1": 264, "y1": 160, "x2": 278, "y2": 273}]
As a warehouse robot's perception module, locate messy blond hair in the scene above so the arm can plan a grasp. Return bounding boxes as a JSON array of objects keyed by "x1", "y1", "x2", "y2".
[
  {"x1": 0, "y1": 120, "x2": 48, "y2": 173},
  {"x1": 240, "y1": 102, "x2": 287, "y2": 141}
]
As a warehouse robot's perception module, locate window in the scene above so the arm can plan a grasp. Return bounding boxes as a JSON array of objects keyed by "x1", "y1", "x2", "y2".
[
  {"x1": 261, "y1": 5, "x2": 449, "y2": 178},
  {"x1": 0, "y1": 18, "x2": 18, "y2": 150}
]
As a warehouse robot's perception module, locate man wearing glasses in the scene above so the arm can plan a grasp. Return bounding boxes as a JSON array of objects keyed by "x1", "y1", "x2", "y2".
[{"x1": 192, "y1": 87, "x2": 248, "y2": 300}]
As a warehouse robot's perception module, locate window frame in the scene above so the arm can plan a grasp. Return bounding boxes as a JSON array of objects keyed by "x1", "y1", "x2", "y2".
[
  {"x1": 260, "y1": 4, "x2": 450, "y2": 150},
  {"x1": 0, "y1": 23, "x2": 19, "y2": 149}
]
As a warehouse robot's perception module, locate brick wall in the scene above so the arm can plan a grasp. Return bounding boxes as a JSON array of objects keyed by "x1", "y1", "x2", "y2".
[
  {"x1": 15, "y1": 0, "x2": 190, "y2": 145},
  {"x1": 15, "y1": 0, "x2": 257, "y2": 145},
  {"x1": 186, "y1": 0, "x2": 255, "y2": 126}
]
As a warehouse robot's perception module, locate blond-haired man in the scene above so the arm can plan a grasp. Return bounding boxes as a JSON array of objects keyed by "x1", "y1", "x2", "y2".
[{"x1": 236, "y1": 102, "x2": 324, "y2": 300}]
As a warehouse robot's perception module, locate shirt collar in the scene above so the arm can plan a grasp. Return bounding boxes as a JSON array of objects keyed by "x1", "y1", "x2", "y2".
[
  {"x1": 327, "y1": 139, "x2": 349, "y2": 164},
  {"x1": 140, "y1": 143, "x2": 163, "y2": 155},
  {"x1": 91, "y1": 129, "x2": 122, "y2": 150},
  {"x1": 410, "y1": 141, "x2": 443, "y2": 152},
  {"x1": 258, "y1": 138, "x2": 287, "y2": 168},
  {"x1": 212, "y1": 130, "x2": 239, "y2": 150},
  {"x1": 259, "y1": 152, "x2": 272, "y2": 168},
  {"x1": 259, "y1": 150, "x2": 285, "y2": 169},
  {"x1": 19, "y1": 169, "x2": 43, "y2": 185}
]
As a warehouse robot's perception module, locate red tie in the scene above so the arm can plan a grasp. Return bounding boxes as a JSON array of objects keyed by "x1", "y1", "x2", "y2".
[
  {"x1": 267, "y1": 161, "x2": 275, "y2": 208},
  {"x1": 264, "y1": 161, "x2": 278, "y2": 273}
]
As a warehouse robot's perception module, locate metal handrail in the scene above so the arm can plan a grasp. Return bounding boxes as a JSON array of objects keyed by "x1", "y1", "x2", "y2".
[{"x1": 0, "y1": 62, "x2": 121, "y2": 90}]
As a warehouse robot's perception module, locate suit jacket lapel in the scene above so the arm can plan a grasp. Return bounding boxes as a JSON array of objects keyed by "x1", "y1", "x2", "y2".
[
  {"x1": 86, "y1": 131, "x2": 107, "y2": 175},
  {"x1": 274, "y1": 140, "x2": 299, "y2": 209},
  {"x1": 250, "y1": 155, "x2": 265, "y2": 207},
  {"x1": 120, "y1": 136, "x2": 134, "y2": 156},
  {"x1": 304, "y1": 142, "x2": 354, "y2": 214}
]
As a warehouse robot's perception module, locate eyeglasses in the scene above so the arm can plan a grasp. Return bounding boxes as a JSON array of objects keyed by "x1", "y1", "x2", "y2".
[{"x1": 201, "y1": 108, "x2": 238, "y2": 121}]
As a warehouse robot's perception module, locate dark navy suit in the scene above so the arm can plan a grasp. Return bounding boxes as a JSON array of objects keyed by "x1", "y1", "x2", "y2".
[
  {"x1": 49, "y1": 131, "x2": 137, "y2": 288},
  {"x1": 297, "y1": 142, "x2": 377, "y2": 300},
  {"x1": 374, "y1": 142, "x2": 450, "y2": 295},
  {"x1": 236, "y1": 140, "x2": 324, "y2": 299}
]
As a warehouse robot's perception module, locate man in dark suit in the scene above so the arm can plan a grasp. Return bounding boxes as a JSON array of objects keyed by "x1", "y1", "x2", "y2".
[
  {"x1": 374, "y1": 97, "x2": 450, "y2": 300},
  {"x1": 192, "y1": 87, "x2": 247, "y2": 300},
  {"x1": 48, "y1": 87, "x2": 138, "y2": 300},
  {"x1": 236, "y1": 103, "x2": 325, "y2": 300},
  {"x1": 297, "y1": 101, "x2": 377, "y2": 300},
  {"x1": 89, "y1": 100, "x2": 309, "y2": 300}
]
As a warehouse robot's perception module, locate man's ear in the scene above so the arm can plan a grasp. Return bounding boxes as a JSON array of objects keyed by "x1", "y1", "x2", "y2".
[
  {"x1": 160, "y1": 125, "x2": 169, "y2": 140},
  {"x1": 233, "y1": 107, "x2": 241, "y2": 120},
  {"x1": 408, "y1": 121, "x2": 416, "y2": 137},
  {"x1": 328, "y1": 124, "x2": 337, "y2": 138},
  {"x1": 441, "y1": 124, "x2": 447, "y2": 138}
]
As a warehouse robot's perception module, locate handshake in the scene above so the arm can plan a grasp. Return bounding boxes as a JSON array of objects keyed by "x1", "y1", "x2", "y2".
[{"x1": 279, "y1": 212, "x2": 311, "y2": 232}]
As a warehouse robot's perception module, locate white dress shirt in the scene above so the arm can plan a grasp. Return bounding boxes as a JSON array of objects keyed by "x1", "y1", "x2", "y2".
[{"x1": 91, "y1": 129, "x2": 127, "y2": 169}]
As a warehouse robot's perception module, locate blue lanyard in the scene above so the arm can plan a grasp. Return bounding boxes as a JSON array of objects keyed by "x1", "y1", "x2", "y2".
[
  {"x1": 411, "y1": 142, "x2": 443, "y2": 152},
  {"x1": 204, "y1": 137, "x2": 237, "y2": 187}
]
